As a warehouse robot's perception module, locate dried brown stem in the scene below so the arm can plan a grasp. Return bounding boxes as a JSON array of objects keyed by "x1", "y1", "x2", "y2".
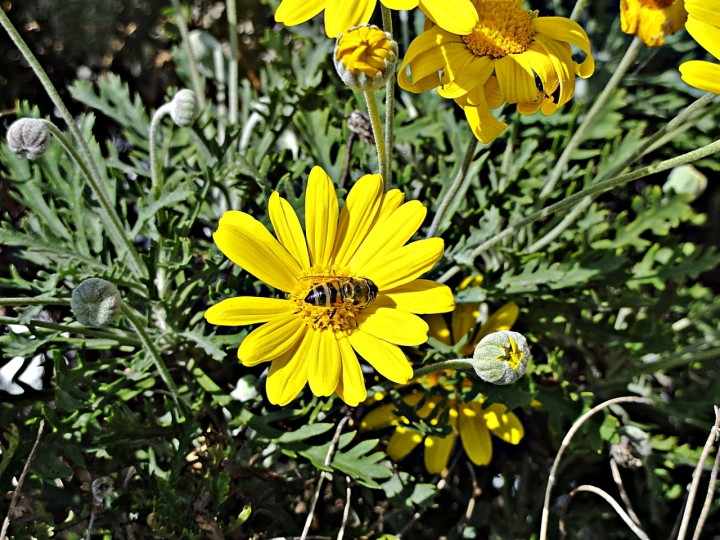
[{"x1": 610, "y1": 458, "x2": 641, "y2": 526}]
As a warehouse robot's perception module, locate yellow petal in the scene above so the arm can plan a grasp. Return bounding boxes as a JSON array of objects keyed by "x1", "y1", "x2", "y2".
[
  {"x1": 425, "y1": 314, "x2": 452, "y2": 345},
  {"x1": 305, "y1": 166, "x2": 339, "y2": 269},
  {"x1": 456, "y1": 87, "x2": 508, "y2": 143},
  {"x1": 376, "y1": 189, "x2": 405, "y2": 223},
  {"x1": 398, "y1": 29, "x2": 462, "y2": 92},
  {"x1": 361, "y1": 402, "x2": 399, "y2": 431},
  {"x1": 532, "y1": 36, "x2": 574, "y2": 108},
  {"x1": 533, "y1": 17, "x2": 594, "y2": 78},
  {"x1": 451, "y1": 302, "x2": 479, "y2": 346},
  {"x1": 423, "y1": 407, "x2": 457, "y2": 474},
  {"x1": 307, "y1": 329, "x2": 341, "y2": 397},
  {"x1": 495, "y1": 54, "x2": 537, "y2": 105},
  {"x1": 361, "y1": 238, "x2": 444, "y2": 291},
  {"x1": 483, "y1": 76, "x2": 503, "y2": 109},
  {"x1": 349, "y1": 200, "x2": 427, "y2": 273},
  {"x1": 381, "y1": 0, "x2": 418, "y2": 8},
  {"x1": 680, "y1": 60, "x2": 720, "y2": 94},
  {"x1": 214, "y1": 211, "x2": 301, "y2": 292},
  {"x1": 439, "y1": 55, "x2": 494, "y2": 99},
  {"x1": 269, "y1": 192, "x2": 311, "y2": 271},
  {"x1": 387, "y1": 425, "x2": 423, "y2": 460},
  {"x1": 472, "y1": 301, "x2": 519, "y2": 347},
  {"x1": 418, "y1": 0, "x2": 478, "y2": 35},
  {"x1": 686, "y1": 0, "x2": 720, "y2": 28},
  {"x1": 375, "y1": 280, "x2": 455, "y2": 314},
  {"x1": 266, "y1": 327, "x2": 313, "y2": 405},
  {"x1": 205, "y1": 297, "x2": 295, "y2": 326},
  {"x1": 238, "y1": 313, "x2": 305, "y2": 366},
  {"x1": 357, "y1": 306, "x2": 429, "y2": 346},
  {"x1": 482, "y1": 403, "x2": 524, "y2": 444},
  {"x1": 335, "y1": 333, "x2": 367, "y2": 406},
  {"x1": 687, "y1": 16, "x2": 720, "y2": 62},
  {"x1": 348, "y1": 330, "x2": 414, "y2": 383},
  {"x1": 324, "y1": 0, "x2": 376, "y2": 37},
  {"x1": 459, "y1": 403, "x2": 493, "y2": 466},
  {"x1": 333, "y1": 174, "x2": 384, "y2": 267},
  {"x1": 274, "y1": 0, "x2": 326, "y2": 25}
]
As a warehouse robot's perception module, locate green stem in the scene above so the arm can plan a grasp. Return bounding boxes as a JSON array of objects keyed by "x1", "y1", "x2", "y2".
[
  {"x1": 169, "y1": 0, "x2": 205, "y2": 109},
  {"x1": 226, "y1": 0, "x2": 239, "y2": 125},
  {"x1": 411, "y1": 359, "x2": 475, "y2": 379},
  {"x1": 0, "y1": 10, "x2": 147, "y2": 280},
  {"x1": 439, "y1": 136, "x2": 720, "y2": 283},
  {"x1": 364, "y1": 90, "x2": 388, "y2": 184},
  {"x1": 426, "y1": 137, "x2": 478, "y2": 238},
  {"x1": 569, "y1": 0, "x2": 589, "y2": 21},
  {"x1": 526, "y1": 93, "x2": 716, "y2": 254},
  {"x1": 149, "y1": 103, "x2": 173, "y2": 197},
  {"x1": 42, "y1": 122, "x2": 148, "y2": 279},
  {"x1": 0, "y1": 315, "x2": 142, "y2": 347},
  {"x1": 381, "y1": 5, "x2": 395, "y2": 191},
  {"x1": 120, "y1": 303, "x2": 181, "y2": 406},
  {"x1": 539, "y1": 37, "x2": 644, "y2": 200},
  {"x1": 0, "y1": 297, "x2": 70, "y2": 306}
]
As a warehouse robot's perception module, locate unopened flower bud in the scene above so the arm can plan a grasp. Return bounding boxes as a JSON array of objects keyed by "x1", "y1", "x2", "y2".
[
  {"x1": 71, "y1": 278, "x2": 122, "y2": 328},
  {"x1": 334, "y1": 25, "x2": 398, "y2": 92},
  {"x1": 170, "y1": 89, "x2": 198, "y2": 127},
  {"x1": 7, "y1": 118, "x2": 52, "y2": 160},
  {"x1": 472, "y1": 331, "x2": 530, "y2": 385}
]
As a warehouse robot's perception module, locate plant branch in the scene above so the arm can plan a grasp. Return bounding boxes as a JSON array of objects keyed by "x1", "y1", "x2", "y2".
[
  {"x1": 0, "y1": 297, "x2": 70, "y2": 307},
  {"x1": 169, "y1": 0, "x2": 205, "y2": 108},
  {"x1": 336, "y1": 476, "x2": 352, "y2": 540},
  {"x1": 0, "y1": 315, "x2": 142, "y2": 347},
  {"x1": 364, "y1": 90, "x2": 388, "y2": 186},
  {"x1": 692, "y1": 408, "x2": 720, "y2": 540},
  {"x1": 226, "y1": 0, "x2": 239, "y2": 125},
  {"x1": 381, "y1": 5, "x2": 394, "y2": 190},
  {"x1": 610, "y1": 459, "x2": 642, "y2": 527}
]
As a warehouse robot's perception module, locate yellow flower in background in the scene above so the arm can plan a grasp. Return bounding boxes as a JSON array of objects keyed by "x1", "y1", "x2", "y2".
[
  {"x1": 398, "y1": 0, "x2": 595, "y2": 144},
  {"x1": 620, "y1": 0, "x2": 687, "y2": 47},
  {"x1": 361, "y1": 287, "x2": 524, "y2": 474},
  {"x1": 679, "y1": 0, "x2": 720, "y2": 93},
  {"x1": 274, "y1": 0, "x2": 479, "y2": 38},
  {"x1": 205, "y1": 166, "x2": 454, "y2": 407}
]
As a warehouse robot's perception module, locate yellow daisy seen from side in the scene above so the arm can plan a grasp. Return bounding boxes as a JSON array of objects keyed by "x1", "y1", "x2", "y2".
[
  {"x1": 620, "y1": 0, "x2": 687, "y2": 47},
  {"x1": 398, "y1": 0, "x2": 595, "y2": 143},
  {"x1": 361, "y1": 288, "x2": 524, "y2": 474},
  {"x1": 205, "y1": 166, "x2": 455, "y2": 407},
  {"x1": 679, "y1": 0, "x2": 720, "y2": 93},
  {"x1": 274, "y1": 0, "x2": 479, "y2": 38}
]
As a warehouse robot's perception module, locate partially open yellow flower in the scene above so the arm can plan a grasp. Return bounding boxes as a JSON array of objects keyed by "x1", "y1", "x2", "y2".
[
  {"x1": 205, "y1": 166, "x2": 454, "y2": 407},
  {"x1": 620, "y1": 0, "x2": 687, "y2": 47},
  {"x1": 679, "y1": 0, "x2": 720, "y2": 93},
  {"x1": 334, "y1": 25, "x2": 398, "y2": 91},
  {"x1": 398, "y1": 0, "x2": 594, "y2": 143},
  {"x1": 361, "y1": 292, "x2": 524, "y2": 473},
  {"x1": 274, "y1": 0, "x2": 479, "y2": 38}
]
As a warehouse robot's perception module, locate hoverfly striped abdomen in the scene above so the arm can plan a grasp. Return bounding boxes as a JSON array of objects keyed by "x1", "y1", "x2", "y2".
[{"x1": 303, "y1": 277, "x2": 378, "y2": 309}]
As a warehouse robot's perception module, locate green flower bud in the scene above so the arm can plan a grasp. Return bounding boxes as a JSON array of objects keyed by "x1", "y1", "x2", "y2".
[
  {"x1": 170, "y1": 89, "x2": 199, "y2": 127},
  {"x1": 663, "y1": 164, "x2": 707, "y2": 201},
  {"x1": 334, "y1": 25, "x2": 398, "y2": 92},
  {"x1": 71, "y1": 278, "x2": 122, "y2": 328},
  {"x1": 472, "y1": 330, "x2": 530, "y2": 385},
  {"x1": 7, "y1": 118, "x2": 51, "y2": 160}
]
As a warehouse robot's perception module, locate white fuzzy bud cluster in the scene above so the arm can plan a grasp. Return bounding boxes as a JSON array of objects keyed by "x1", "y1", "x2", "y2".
[
  {"x1": 71, "y1": 278, "x2": 122, "y2": 328},
  {"x1": 472, "y1": 330, "x2": 530, "y2": 385},
  {"x1": 170, "y1": 89, "x2": 199, "y2": 127},
  {"x1": 6, "y1": 118, "x2": 52, "y2": 160}
]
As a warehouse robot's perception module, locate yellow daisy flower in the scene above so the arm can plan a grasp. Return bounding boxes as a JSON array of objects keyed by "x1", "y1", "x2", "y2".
[
  {"x1": 620, "y1": 0, "x2": 687, "y2": 47},
  {"x1": 205, "y1": 166, "x2": 455, "y2": 407},
  {"x1": 398, "y1": 0, "x2": 595, "y2": 143},
  {"x1": 274, "y1": 0, "x2": 479, "y2": 38},
  {"x1": 679, "y1": 0, "x2": 720, "y2": 93},
  {"x1": 361, "y1": 290, "x2": 524, "y2": 474}
]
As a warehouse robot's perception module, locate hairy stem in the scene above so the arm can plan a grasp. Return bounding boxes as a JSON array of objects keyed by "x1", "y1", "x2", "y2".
[
  {"x1": 364, "y1": 90, "x2": 388, "y2": 184},
  {"x1": 226, "y1": 0, "x2": 239, "y2": 125},
  {"x1": 169, "y1": 0, "x2": 205, "y2": 109},
  {"x1": 381, "y1": 5, "x2": 395, "y2": 190},
  {"x1": 149, "y1": 103, "x2": 173, "y2": 197},
  {"x1": 0, "y1": 315, "x2": 142, "y2": 347}
]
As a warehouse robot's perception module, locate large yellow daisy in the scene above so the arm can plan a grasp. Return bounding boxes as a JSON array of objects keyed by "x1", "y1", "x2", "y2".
[
  {"x1": 398, "y1": 0, "x2": 595, "y2": 143},
  {"x1": 679, "y1": 0, "x2": 720, "y2": 93},
  {"x1": 620, "y1": 0, "x2": 687, "y2": 47},
  {"x1": 361, "y1": 289, "x2": 524, "y2": 474},
  {"x1": 274, "y1": 0, "x2": 479, "y2": 38},
  {"x1": 205, "y1": 166, "x2": 455, "y2": 407}
]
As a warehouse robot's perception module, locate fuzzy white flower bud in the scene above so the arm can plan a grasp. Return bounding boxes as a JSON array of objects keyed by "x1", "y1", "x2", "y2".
[
  {"x1": 71, "y1": 278, "x2": 122, "y2": 328},
  {"x1": 6, "y1": 118, "x2": 52, "y2": 160},
  {"x1": 334, "y1": 25, "x2": 398, "y2": 92},
  {"x1": 170, "y1": 89, "x2": 199, "y2": 127},
  {"x1": 472, "y1": 330, "x2": 530, "y2": 385}
]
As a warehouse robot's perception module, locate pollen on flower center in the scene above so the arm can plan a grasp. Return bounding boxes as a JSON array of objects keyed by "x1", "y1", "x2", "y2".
[
  {"x1": 288, "y1": 267, "x2": 363, "y2": 332},
  {"x1": 638, "y1": 0, "x2": 675, "y2": 8},
  {"x1": 462, "y1": 1, "x2": 535, "y2": 58}
]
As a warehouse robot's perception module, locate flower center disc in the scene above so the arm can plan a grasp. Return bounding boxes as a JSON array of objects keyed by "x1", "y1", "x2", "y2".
[
  {"x1": 289, "y1": 267, "x2": 362, "y2": 332},
  {"x1": 462, "y1": 1, "x2": 535, "y2": 58},
  {"x1": 638, "y1": 0, "x2": 675, "y2": 8}
]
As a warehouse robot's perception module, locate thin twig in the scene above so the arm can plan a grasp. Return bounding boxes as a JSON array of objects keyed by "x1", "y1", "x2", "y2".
[
  {"x1": 559, "y1": 485, "x2": 649, "y2": 540},
  {"x1": 0, "y1": 420, "x2": 45, "y2": 540},
  {"x1": 539, "y1": 396, "x2": 653, "y2": 540},
  {"x1": 460, "y1": 461, "x2": 481, "y2": 533},
  {"x1": 610, "y1": 458, "x2": 642, "y2": 527},
  {"x1": 300, "y1": 416, "x2": 350, "y2": 540},
  {"x1": 226, "y1": 0, "x2": 239, "y2": 124},
  {"x1": 678, "y1": 406, "x2": 720, "y2": 540},
  {"x1": 692, "y1": 412, "x2": 720, "y2": 540},
  {"x1": 336, "y1": 477, "x2": 352, "y2": 540},
  {"x1": 169, "y1": 0, "x2": 205, "y2": 109}
]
